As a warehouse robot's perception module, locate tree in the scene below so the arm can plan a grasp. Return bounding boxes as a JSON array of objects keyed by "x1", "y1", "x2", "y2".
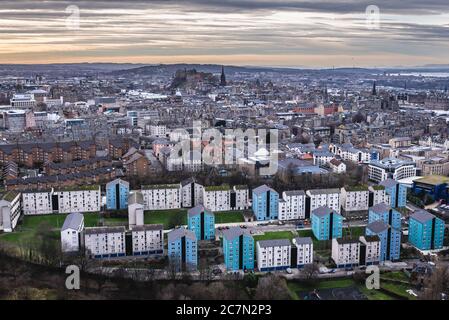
[
  {"x1": 420, "y1": 266, "x2": 449, "y2": 300},
  {"x1": 302, "y1": 263, "x2": 320, "y2": 284},
  {"x1": 254, "y1": 275, "x2": 291, "y2": 300}
]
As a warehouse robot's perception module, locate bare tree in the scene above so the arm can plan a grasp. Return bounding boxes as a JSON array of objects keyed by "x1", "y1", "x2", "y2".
[
  {"x1": 420, "y1": 266, "x2": 449, "y2": 300},
  {"x1": 254, "y1": 274, "x2": 291, "y2": 300}
]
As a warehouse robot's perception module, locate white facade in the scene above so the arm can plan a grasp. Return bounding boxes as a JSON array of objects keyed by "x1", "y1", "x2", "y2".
[
  {"x1": 131, "y1": 225, "x2": 164, "y2": 255},
  {"x1": 329, "y1": 160, "x2": 347, "y2": 173},
  {"x1": 141, "y1": 184, "x2": 181, "y2": 210},
  {"x1": 0, "y1": 192, "x2": 22, "y2": 233},
  {"x1": 180, "y1": 180, "x2": 204, "y2": 208},
  {"x1": 61, "y1": 212, "x2": 84, "y2": 253},
  {"x1": 202, "y1": 186, "x2": 231, "y2": 212},
  {"x1": 368, "y1": 186, "x2": 390, "y2": 206},
  {"x1": 278, "y1": 191, "x2": 306, "y2": 221},
  {"x1": 293, "y1": 237, "x2": 314, "y2": 267},
  {"x1": 359, "y1": 236, "x2": 381, "y2": 265},
  {"x1": 128, "y1": 191, "x2": 145, "y2": 228},
  {"x1": 306, "y1": 189, "x2": 341, "y2": 214},
  {"x1": 22, "y1": 190, "x2": 53, "y2": 215},
  {"x1": 149, "y1": 125, "x2": 167, "y2": 137},
  {"x1": 56, "y1": 187, "x2": 101, "y2": 214},
  {"x1": 256, "y1": 239, "x2": 291, "y2": 271},
  {"x1": 368, "y1": 158, "x2": 416, "y2": 182},
  {"x1": 84, "y1": 226, "x2": 126, "y2": 258},
  {"x1": 340, "y1": 187, "x2": 369, "y2": 212},
  {"x1": 313, "y1": 152, "x2": 334, "y2": 167},
  {"x1": 232, "y1": 186, "x2": 250, "y2": 210},
  {"x1": 332, "y1": 238, "x2": 361, "y2": 267}
]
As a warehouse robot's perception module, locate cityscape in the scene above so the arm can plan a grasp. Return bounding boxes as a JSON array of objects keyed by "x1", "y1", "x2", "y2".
[{"x1": 0, "y1": 0, "x2": 449, "y2": 305}]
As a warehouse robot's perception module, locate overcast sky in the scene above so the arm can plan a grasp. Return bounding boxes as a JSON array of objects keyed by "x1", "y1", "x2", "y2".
[{"x1": 1, "y1": 0, "x2": 448, "y2": 67}]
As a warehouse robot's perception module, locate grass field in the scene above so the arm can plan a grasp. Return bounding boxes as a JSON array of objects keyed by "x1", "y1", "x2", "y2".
[
  {"x1": 144, "y1": 209, "x2": 188, "y2": 229},
  {"x1": 288, "y1": 278, "x2": 405, "y2": 300},
  {"x1": 253, "y1": 230, "x2": 299, "y2": 242},
  {"x1": 214, "y1": 211, "x2": 245, "y2": 224}
]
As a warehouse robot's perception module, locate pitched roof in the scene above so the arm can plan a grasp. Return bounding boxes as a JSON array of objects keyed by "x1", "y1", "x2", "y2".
[
  {"x1": 222, "y1": 227, "x2": 252, "y2": 241},
  {"x1": 253, "y1": 184, "x2": 275, "y2": 195},
  {"x1": 293, "y1": 237, "x2": 313, "y2": 245},
  {"x1": 62, "y1": 212, "x2": 84, "y2": 231},
  {"x1": 410, "y1": 210, "x2": 435, "y2": 223},
  {"x1": 188, "y1": 204, "x2": 214, "y2": 217},
  {"x1": 257, "y1": 239, "x2": 291, "y2": 248},
  {"x1": 370, "y1": 202, "x2": 392, "y2": 214},
  {"x1": 312, "y1": 206, "x2": 339, "y2": 218},
  {"x1": 168, "y1": 227, "x2": 196, "y2": 242},
  {"x1": 366, "y1": 220, "x2": 389, "y2": 234}
]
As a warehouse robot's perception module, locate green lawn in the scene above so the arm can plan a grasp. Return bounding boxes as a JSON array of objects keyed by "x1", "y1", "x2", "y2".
[
  {"x1": 381, "y1": 282, "x2": 417, "y2": 300},
  {"x1": 253, "y1": 230, "x2": 299, "y2": 242},
  {"x1": 20, "y1": 213, "x2": 127, "y2": 230},
  {"x1": 381, "y1": 271, "x2": 410, "y2": 282},
  {"x1": 359, "y1": 285, "x2": 395, "y2": 300},
  {"x1": 288, "y1": 278, "x2": 356, "y2": 299},
  {"x1": 215, "y1": 211, "x2": 245, "y2": 224},
  {"x1": 144, "y1": 209, "x2": 187, "y2": 229}
]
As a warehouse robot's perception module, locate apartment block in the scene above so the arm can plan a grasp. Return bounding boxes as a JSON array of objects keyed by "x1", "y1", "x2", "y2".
[
  {"x1": 222, "y1": 227, "x2": 254, "y2": 271},
  {"x1": 55, "y1": 186, "x2": 101, "y2": 214},
  {"x1": 256, "y1": 239, "x2": 291, "y2": 272},
  {"x1": 106, "y1": 178, "x2": 129, "y2": 210},
  {"x1": 311, "y1": 206, "x2": 343, "y2": 240},
  {"x1": 278, "y1": 190, "x2": 306, "y2": 221},
  {"x1": 84, "y1": 226, "x2": 126, "y2": 259},
  {"x1": 141, "y1": 184, "x2": 181, "y2": 210},
  {"x1": 131, "y1": 224, "x2": 164, "y2": 256},
  {"x1": 0, "y1": 191, "x2": 22, "y2": 232},
  {"x1": 341, "y1": 186, "x2": 370, "y2": 212},
  {"x1": 187, "y1": 205, "x2": 215, "y2": 241},
  {"x1": 409, "y1": 210, "x2": 445, "y2": 250},
  {"x1": 167, "y1": 227, "x2": 198, "y2": 272},
  {"x1": 252, "y1": 185, "x2": 279, "y2": 221},
  {"x1": 202, "y1": 185, "x2": 231, "y2": 212},
  {"x1": 292, "y1": 237, "x2": 314, "y2": 268},
  {"x1": 22, "y1": 190, "x2": 53, "y2": 215},
  {"x1": 306, "y1": 188, "x2": 341, "y2": 216},
  {"x1": 332, "y1": 238, "x2": 361, "y2": 268},
  {"x1": 61, "y1": 212, "x2": 84, "y2": 253}
]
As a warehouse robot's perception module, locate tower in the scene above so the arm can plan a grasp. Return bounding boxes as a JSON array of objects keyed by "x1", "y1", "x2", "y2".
[
  {"x1": 220, "y1": 66, "x2": 227, "y2": 86},
  {"x1": 372, "y1": 81, "x2": 377, "y2": 96}
]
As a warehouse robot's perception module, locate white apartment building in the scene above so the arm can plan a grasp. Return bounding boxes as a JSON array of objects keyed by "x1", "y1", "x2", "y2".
[
  {"x1": 332, "y1": 238, "x2": 361, "y2": 268},
  {"x1": 368, "y1": 157, "x2": 416, "y2": 183},
  {"x1": 55, "y1": 186, "x2": 101, "y2": 214},
  {"x1": 278, "y1": 190, "x2": 306, "y2": 221},
  {"x1": 256, "y1": 239, "x2": 291, "y2": 271},
  {"x1": 128, "y1": 191, "x2": 144, "y2": 228},
  {"x1": 131, "y1": 224, "x2": 164, "y2": 256},
  {"x1": 61, "y1": 212, "x2": 84, "y2": 253},
  {"x1": 329, "y1": 159, "x2": 347, "y2": 174},
  {"x1": 141, "y1": 184, "x2": 181, "y2": 210},
  {"x1": 313, "y1": 151, "x2": 334, "y2": 167},
  {"x1": 368, "y1": 186, "x2": 390, "y2": 207},
  {"x1": 202, "y1": 185, "x2": 231, "y2": 212},
  {"x1": 232, "y1": 185, "x2": 250, "y2": 210},
  {"x1": 0, "y1": 192, "x2": 22, "y2": 233},
  {"x1": 10, "y1": 93, "x2": 36, "y2": 108},
  {"x1": 330, "y1": 144, "x2": 371, "y2": 163},
  {"x1": 340, "y1": 186, "x2": 369, "y2": 212},
  {"x1": 22, "y1": 190, "x2": 53, "y2": 215},
  {"x1": 306, "y1": 188, "x2": 341, "y2": 214},
  {"x1": 180, "y1": 178, "x2": 204, "y2": 208},
  {"x1": 359, "y1": 235, "x2": 381, "y2": 266},
  {"x1": 84, "y1": 226, "x2": 126, "y2": 259},
  {"x1": 292, "y1": 237, "x2": 314, "y2": 267},
  {"x1": 149, "y1": 124, "x2": 167, "y2": 137}
]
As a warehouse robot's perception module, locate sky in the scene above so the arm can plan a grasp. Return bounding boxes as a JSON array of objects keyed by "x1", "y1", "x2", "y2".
[{"x1": 0, "y1": 0, "x2": 449, "y2": 67}]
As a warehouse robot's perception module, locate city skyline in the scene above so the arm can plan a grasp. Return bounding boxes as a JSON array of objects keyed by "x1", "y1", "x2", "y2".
[{"x1": 1, "y1": 0, "x2": 449, "y2": 67}]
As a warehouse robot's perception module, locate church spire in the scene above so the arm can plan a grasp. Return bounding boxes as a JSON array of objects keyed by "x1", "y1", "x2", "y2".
[{"x1": 220, "y1": 66, "x2": 227, "y2": 86}]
